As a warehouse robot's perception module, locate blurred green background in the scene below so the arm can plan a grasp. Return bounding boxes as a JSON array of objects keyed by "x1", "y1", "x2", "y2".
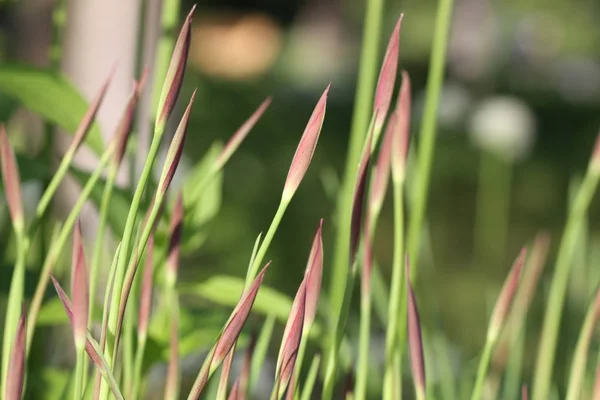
[{"x1": 0, "y1": 0, "x2": 600, "y2": 397}]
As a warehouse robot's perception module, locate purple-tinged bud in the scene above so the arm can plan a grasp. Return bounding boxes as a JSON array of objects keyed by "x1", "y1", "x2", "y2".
[
  {"x1": 164, "y1": 302, "x2": 180, "y2": 400},
  {"x1": 68, "y1": 65, "x2": 115, "y2": 155},
  {"x1": 215, "y1": 97, "x2": 272, "y2": 171},
  {"x1": 5, "y1": 309, "x2": 25, "y2": 400},
  {"x1": 156, "y1": 6, "x2": 195, "y2": 128},
  {"x1": 71, "y1": 221, "x2": 89, "y2": 349},
  {"x1": 212, "y1": 263, "x2": 270, "y2": 371},
  {"x1": 350, "y1": 119, "x2": 375, "y2": 267},
  {"x1": 391, "y1": 71, "x2": 412, "y2": 183},
  {"x1": 303, "y1": 219, "x2": 323, "y2": 330},
  {"x1": 373, "y1": 15, "x2": 403, "y2": 134},
  {"x1": 238, "y1": 331, "x2": 257, "y2": 399},
  {"x1": 488, "y1": 248, "x2": 527, "y2": 342},
  {"x1": 522, "y1": 385, "x2": 529, "y2": 400},
  {"x1": 158, "y1": 90, "x2": 196, "y2": 195},
  {"x1": 406, "y1": 258, "x2": 425, "y2": 398},
  {"x1": 217, "y1": 349, "x2": 235, "y2": 400},
  {"x1": 369, "y1": 114, "x2": 395, "y2": 221},
  {"x1": 275, "y1": 279, "x2": 306, "y2": 398},
  {"x1": 166, "y1": 192, "x2": 184, "y2": 286},
  {"x1": 0, "y1": 126, "x2": 23, "y2": 233},
  {"x1": 282, "y1": 85, "x2": 329, "y2": 202},
  {"x1": 112, "y1": 67, "x2": 149, "y2": 168},
  {"x1": 228, "y1": 378, "x2": 240, "y2": 400}
]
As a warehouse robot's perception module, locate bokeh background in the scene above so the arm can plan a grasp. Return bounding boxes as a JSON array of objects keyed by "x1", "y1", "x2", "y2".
[{"x1": 1, "y1": 0, "x2": 600, "y2": 397}]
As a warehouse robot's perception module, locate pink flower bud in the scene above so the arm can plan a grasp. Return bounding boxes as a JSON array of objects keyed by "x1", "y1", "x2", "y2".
[
  {"x1": 0, "y1": 126, "x2": 23, "y2": 232},
  {"x1": 5, "y1": 309, "x2": 25, "y2": 400},
  {"x1": 391, "y1": 71, "x2": 412, "y2": 182},
  {"x1": 156, "y1": 6, "x2": 195, "y2": 128},
  {"x1": 71, "y1": 221, "x2": 89, "y2": 349},
  {"x1": 369, "y1": 114, "x2": 395, "y2": 221},
  {"x1": 406, "y1": 258, "x2": 425, "y2": 397},
  {"x1": 373, "y1": 15, "x2": 403, "y2": 134},
  {"x1": 166, "y1": 192, "x2": 184, "y2": 285},
  {"x1": 282, "y1": 86, "x2": 329, "y2": 202},
  {"x1": 304, "y1": 219, "x2": 323, "y2": 330}
]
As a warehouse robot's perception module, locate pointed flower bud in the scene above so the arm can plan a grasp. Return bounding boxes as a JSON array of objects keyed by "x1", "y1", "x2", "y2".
[
  {"x1": 522, "y1": 385, "x2": 529, "y2": 400},
  {"x1": 166, "y1": 192, "x2": 184, "y2": 286},
  {"x1": 369, "y1": 114, "x2": 395, "y2": 222},
  {"x1": 112, "y1": 68, "x2": 149, "y2": 168},
  {"x1": 487, "y1": 248, "x2": 527, "y2": 342},
  {"x1": 156, "y1": 6, "x2": 195, "y2": 129},
  {"x1": 391, "y1": 71, "x2": 412, "y2": 183},
  {"x1": 275, "y1": 279, "x2": 306, "y2": 398},
  {"x1": 590, "y1": 129, "x2": 600, "y2": 174},
  {"x1": 5, "y1": 309, "x2": 25, "y2": 400},
  {"x1": 211, "y1": 263, "x2": 270, "y2": 371},
  {"x1": 228, "y1": 378, "x2": 240, "y2": 400},
  {"x1": 68, "y1": 65, "x2": 115, "y2": 155},
  {"x1": 71, "y1": 221, "x2": 89, "y2": 349},
  {"x1": 215, "y1": 97, "x2": 272, "y2": 171},
  {"x1": 304, "y1": 219, "x2": 323, "y2": 331},
  {"x1": 282, "y1": 85, "x2": 329, "y2": 202},
  {"x1": 373, "y1": 15, "x2": 403, "y2": 134},
  {"x1": 0, "y1": 126, "x2": 23, "y2": 233},
  {"x1": 158, "y1": 90, "x2": 196, "y2": 195},
  {"x1": 406, "y1": 259, "x2": 425, "y2": 398},
  {"x1": 350, "y1": 118, "x2": 375, "y2": 267},
  {"x1": 138, "y1": 234, "x2": 154, "y2": 341}
]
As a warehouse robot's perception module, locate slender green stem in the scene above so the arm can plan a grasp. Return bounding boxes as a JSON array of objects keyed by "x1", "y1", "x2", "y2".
[
  {"x1": 329, "y1": 0, "x2": 385, "y2": 330},
  {"x1": 406, "y1": 0, "x2": 454, "y2": 279},
  {"x1": 74, "y1": 346, "x2": 85, "y2": 400},
  {"x1": 469, "y1": 339, "x2": 495, "y2": 400},
  {"x1": 565, "y1": 291, "x2": 599, "y2": 400},
  {"x1": 300, "y1": 355, "x2": 321, "y2": 400},
  {"x1": 245, "y1": 200, "x2": 288, "y2": 286},
  {"x1": 89, "y1": 166, "x2": 118, "y2": 328},
  {"x1": 322, "y1": 269, "x2": 356, "y2": 400},
  {"x1": 355, "y1": 292, "x2": 372, "y2": 400},
  {"x1": 502, "y1": 328, "x2": 525, "y2": 400},
  {"x1": 532, "y1": 168, "x2": 600, "y2": 400},
  {"x1": 130, "y1": 335, "x2": 146, "y2": 400},
  {"x1": 1, "y1": 234, "x2": 27, "y2": 392},
  {"x1": 26, "y1": 146, "x2": 115, "y2": 351},
  {"x1": 383, "y1": 179, "x2": 404, "y2": 399}
]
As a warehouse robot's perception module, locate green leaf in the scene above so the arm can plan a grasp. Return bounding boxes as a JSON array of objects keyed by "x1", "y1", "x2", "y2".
[
  {"x1": 69, "y1": 166, "x2": 151, "y2": 236},
  {"x1": 0, "y1": 65, "x2": 104, "y2": 154},
  {"x1": 37, "y1": 297, "x2": 103, "y2": 327},
  {"x1": 180, "y1": 143, "x2": 224, "y2": 253}
]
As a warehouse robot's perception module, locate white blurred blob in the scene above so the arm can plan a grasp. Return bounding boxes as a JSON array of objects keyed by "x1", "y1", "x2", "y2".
[{"x1": 468, "y1": 97, "x2": 536, "y2": 162}]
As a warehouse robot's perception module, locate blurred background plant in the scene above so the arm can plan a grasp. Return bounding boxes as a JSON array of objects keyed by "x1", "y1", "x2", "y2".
[{"x1": 0, "y1": 0, "x2": 598, "y2": 399}]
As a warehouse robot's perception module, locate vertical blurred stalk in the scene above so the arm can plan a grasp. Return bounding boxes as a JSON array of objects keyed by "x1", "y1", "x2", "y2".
[
  {"x1": 329, "y1": 0, "x2": 384, "y2": 348},
  {"x1": 406, "y1": 0, "x2": 453, "y2": 279},
  {"x1": 473, "y1": 151, "x2": 512, "y2": 269}
]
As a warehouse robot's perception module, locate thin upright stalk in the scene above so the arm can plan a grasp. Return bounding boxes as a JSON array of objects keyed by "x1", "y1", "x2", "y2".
[
  {"x1": 355, "y1": 287, "x2": 372, "y2": 400},
  {"x1": 532, "y1": 166, "x2": 600, "y2": 400},
  {"x1": 470, "y1": 340, "x2": 495, "y2": 400},
  {"x1": 73, "y1": 347, "x2": 85, "y2": 400},
  {"x1": 329, "y1": 0, "x2": 385, "y2": 325},
  {"x1": 406, "y1": 0, "x2": 454, "y2": 278},
  {"x1": 245, "y1": 201, "x2": 287, "y2": 286}
]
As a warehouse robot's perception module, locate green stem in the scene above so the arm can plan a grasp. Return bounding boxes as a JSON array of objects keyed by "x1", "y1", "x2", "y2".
[
  {"x1": 245, "y1": 200, "x2": 288, "y2": 286},
  {"x1": 469, "y1": 339, "x2": 495, "y2": 400},
  {"x1": 406, "y1": 0, "x2": 454, "y2": 279},
  {"x1": 355, "y1": 292, "x2": 372, "y2": 400},
  {"x1": 329, "y1": 0, "x2": 385, "y2": 331},
  {"x1": 74, "y1": 346, "x2": 85, "y2": 400},
  {"x1": 130, "y1": 335, "x2": 146, "y2": 400},
  {"x1": 26, "y1": 146, "x2": 114, "y2": 351},
  {"x1": 383, "y1": 179, "x2": 405, "y2": 400},
  {"x1": 322, "y1": 269, "x2": 356, "y2": 400},
  {"x1": 532, "y1": 168, "x2": 600, "y2": 400},
  {"x1": 89, "y1": 167, "x2": 117, "y2": 328},
  {"x1": 1, "y1": 234, "x2": 27, "y2": 393},
  {"x1": 300, "y1": 355, "x2": 321, "y2": 400}
]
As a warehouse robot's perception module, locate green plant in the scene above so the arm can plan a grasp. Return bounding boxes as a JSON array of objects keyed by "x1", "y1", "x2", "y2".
[{"x1": 1, "y1": 1, "x2": 600, "y2": 400}]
